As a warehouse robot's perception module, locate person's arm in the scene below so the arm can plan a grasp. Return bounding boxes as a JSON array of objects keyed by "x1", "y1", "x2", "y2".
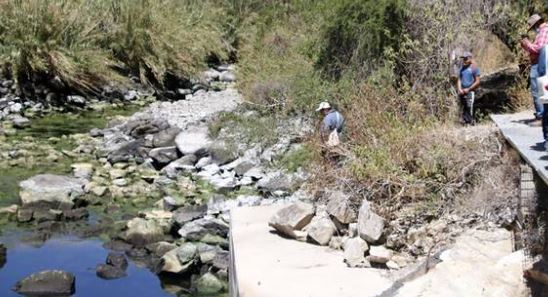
[
  {"x1": 522, "y1": 26, "x2": 548, "y2": 54},
  {"x1": 457, "y1": 77, "x2": 463, "y2": 95}
]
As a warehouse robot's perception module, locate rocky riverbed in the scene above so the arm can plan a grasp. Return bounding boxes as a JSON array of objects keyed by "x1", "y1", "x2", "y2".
[{"x1": 0, "y1": 65, "x2": 317, "y2": 296}]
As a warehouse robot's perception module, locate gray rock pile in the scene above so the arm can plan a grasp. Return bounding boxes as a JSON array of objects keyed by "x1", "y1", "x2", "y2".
[{"x1": 268, "y1": 191, "x2": 399, "y2": 269}]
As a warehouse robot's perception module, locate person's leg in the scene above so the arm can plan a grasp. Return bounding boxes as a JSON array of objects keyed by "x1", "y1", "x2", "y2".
[
  {"x1": 461, "y1": 93, "x2": 473, "y2": 124},
  {"x1": 468, "y1": 92, "x2": 475, "y2": 124},
  {"x1": 531, "y1": 64, "x2": 543, "y2": 118},
  {"x1": 542, "y1": 104, "x2": 548, "y2": 151}
]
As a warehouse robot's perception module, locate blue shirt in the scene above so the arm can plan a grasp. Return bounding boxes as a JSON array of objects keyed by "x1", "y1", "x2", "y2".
[
  {"x1": 459, "y1": 64, "x2": 480, "y2": 89},
  {"x1": 323, "y1": 110, "x2": 344, "y2": 133}
]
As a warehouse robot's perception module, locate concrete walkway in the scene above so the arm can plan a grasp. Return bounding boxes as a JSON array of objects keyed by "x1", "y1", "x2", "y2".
[
  {"x1": 491, "y1": 111, "x2": 548, "y2": 184},
  {"x1": 230, "y1": 205, "x2": 392, "y2": 297},
  {"x1": 394, "y1": 229, "x2": 527, "y2": 297}
]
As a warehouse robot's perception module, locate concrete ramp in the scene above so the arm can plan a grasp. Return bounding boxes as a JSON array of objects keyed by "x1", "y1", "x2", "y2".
[
  {"x1": 230, "y1": 205, "x2": 392, "y2": 297},
  {"x1": 491, "y1": 111, "x2": 548, "y2": 184}
]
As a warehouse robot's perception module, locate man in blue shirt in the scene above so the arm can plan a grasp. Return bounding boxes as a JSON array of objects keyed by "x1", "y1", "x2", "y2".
[
  {"x1": 316, "y1": 101, "x2": 345, "y2": 144},
  {"x1": 457, "y1": 51, "x2": 481, "y2": 125}
]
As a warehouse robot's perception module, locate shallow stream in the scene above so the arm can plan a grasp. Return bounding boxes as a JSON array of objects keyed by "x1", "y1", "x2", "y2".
[{"x1": 0, "y1": 106, "x2": 225, "y2": 296}]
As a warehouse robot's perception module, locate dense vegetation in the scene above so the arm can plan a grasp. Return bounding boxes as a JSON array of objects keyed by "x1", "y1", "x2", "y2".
[{"x1": 2, "y1": 0, "x2": 548, "y2": 213}]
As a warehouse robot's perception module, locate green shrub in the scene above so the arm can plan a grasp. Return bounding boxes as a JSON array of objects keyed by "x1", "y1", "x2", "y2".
[
  {"x1": 0, "y1": 0, "x2": 229, "y2": 93},
  {"x1": 316, "y1": 0, "x2": 407, "y2": 79}
]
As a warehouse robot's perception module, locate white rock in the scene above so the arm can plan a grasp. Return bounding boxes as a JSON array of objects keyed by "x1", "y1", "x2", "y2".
[
  {"x1": 174, "y1": 126, "x2": 211, "y2": 155},
  {"x1": 343, "y1": 237, "x2": 370, "y2": 268},
  {"x1": 269, "y1": 202, "x2": 315, "y2": 239},
  {"x1": 368, "y1": 245, "x2": 392, "y2": 264},
  {"x1": 357, "y1": 200, "x2": 385, "y2": 243}
]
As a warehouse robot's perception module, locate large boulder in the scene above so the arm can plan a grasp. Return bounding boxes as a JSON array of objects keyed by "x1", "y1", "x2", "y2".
[
  {"x1": 120, "y1": 118, "x2": 170, "y2": 139},
  {"x1": 269, "y1": 202, "x2": 315, "y2": 238},
  {"x1": 13, "y1": 270, "x2": 75, "y2": 296},
  {"x1": 357, "y1": 201, "x2": 385, "y2": 243},
  {"x1": 343, "y1": 237, "x2": 370, "y2": 268},
  {"x1": 326, "y1": 191, "x2": 356, "y2": 224},
  {"x1": 124, "y1": 218, "x2": 164, "y2": 247},
  {"x1": 19, "y1": 174, "x2": 85, "y2": 208},
  {"x1": 306, "y1": 216, "x2": 337, "y2": 246},
  {"x1": 172, "y1": 204, "x2": 208, "y2": 226},
  {"x1": 368, "y1": 245, "x2": 392, "y2": 264},
  {"x1": 158, "y1": 243, "x2": 197, "y2": 274},
  {"x1": 149, "y1": 146, "x2": 179, "y2": 166},
  {"x1": 175, "y1": 126, "x2": 211, "y2": 156},
  {"x1": 96, "y1": 264, "x2": 126, "y2": 280},
  {"x1": 151, "y1": 127, "x2": 181, "y2": 148},
  {"x1": 178, "y1": 217, "x2": 229, "y2": 241}
]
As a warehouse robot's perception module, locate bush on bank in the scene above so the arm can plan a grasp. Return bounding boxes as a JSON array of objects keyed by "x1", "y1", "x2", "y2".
[{"x1": 0, "y1": 0, "x2": 228, "y2": 92}]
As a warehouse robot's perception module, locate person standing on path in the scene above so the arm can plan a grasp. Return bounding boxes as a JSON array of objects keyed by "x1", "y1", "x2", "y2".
[
  {"x1": 521, "y1": 14, "x2": 548, "y2": 125},
  {"x1": 457, "y1": 51, "x2": 481, "y2": 125}
]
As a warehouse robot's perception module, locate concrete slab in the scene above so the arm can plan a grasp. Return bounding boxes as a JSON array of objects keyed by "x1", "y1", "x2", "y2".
[
  {"x1": 230, "y1": 205, "x2": 392, "y2": 297},
  {"x1": 394, "y1": 229, "x2": 527, "y2": 297},
  {"x1": 491, "y1": 111, "x2": 548, "y2": 184}
]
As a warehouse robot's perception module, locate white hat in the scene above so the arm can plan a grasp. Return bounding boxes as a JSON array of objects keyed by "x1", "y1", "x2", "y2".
[{"x1": 315, "y1": 101, "x2": 331, "y2": 111}]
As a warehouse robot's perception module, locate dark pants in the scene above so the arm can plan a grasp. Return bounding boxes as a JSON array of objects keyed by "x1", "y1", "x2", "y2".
[
  {"x1": 459, "y1": 92, "x2": 475, "y2": 124},
  {"x1": 542, "y1": 104, "x2": 548, "y2": 141}
]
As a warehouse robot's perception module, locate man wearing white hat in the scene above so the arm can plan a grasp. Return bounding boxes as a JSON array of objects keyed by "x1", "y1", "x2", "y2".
[
  {"x1": 521, "y1": 13, "x2": 548, "y2": 124},
  {"x1": 316, "y1": 101, "x2": 345, "y2": 147}
]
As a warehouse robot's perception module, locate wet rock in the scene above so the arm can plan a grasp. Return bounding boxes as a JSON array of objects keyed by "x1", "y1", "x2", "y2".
[
  {"x1": 106, "y1": 253, "x2": 128, "y2": 270},
  {"x1": 96, "y1": 264, "x2": 127, "y2": 280},
  {"x1": 178, "y1": 217, "x2": 229, "y2": 241},
  {"x1": 13, "y1": 270, "x2": 75, "y2": 296},
  {"x1": 195, "y1": 272, "x2": 224, "y2": 295},
  {"x1": 17, "y1": 208, "x2": 34, "y2": 223},
  {"x1": 124, "y1": 218, "x2": 164, "y2": 247},
  {"x1": 326, "y1": 191, "x2": 356, "y2": 224},
  {"x1": 357, "y1": 201, "x2": 385, "y2": 243},
  {"x1": 146, "y1": 242, "x2": 177, "y2": 257},
  {"x1": 126, "y1": 247, "x2": 149, "y2": 259},
  {"x1": 269, "y1": 202, "x2": 315, "y2": 239},
  {"x1": 0, "y1": 243, "x2": 6, "y2": 268},
  {"x1": 103, "y1": 240, "x2": 134, "y2": 252},
  {"x1": 159, "y1": 243, "x2": 197, "y2": 274},
  {"x1": 149, "y1": 146, "x2": 179, "y2": 166},
  {"x1": 63, "y1": 208, "x2": 89, "y2": 221},
  {"x1": 175, "y1": 126, "x2": 211, "y2": 156},
  {"x1": 34, "y1": 209, "x2": 62, "y2": 223},
  {"x1": 306, "y1": 216, "x2": 337, "y2": 246},
  {"x1": 173, "y1": 204, "x2": 208, "y2": 226},
  {"x1": 343, "y1": 237, "x2": 370, "y2": 268},
  {"x1": 368, "y1": 246, "x2": 392, "y2": 264},
  {"x1": 19, "y1": 174, "x2": 85, "y2": 208}
]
